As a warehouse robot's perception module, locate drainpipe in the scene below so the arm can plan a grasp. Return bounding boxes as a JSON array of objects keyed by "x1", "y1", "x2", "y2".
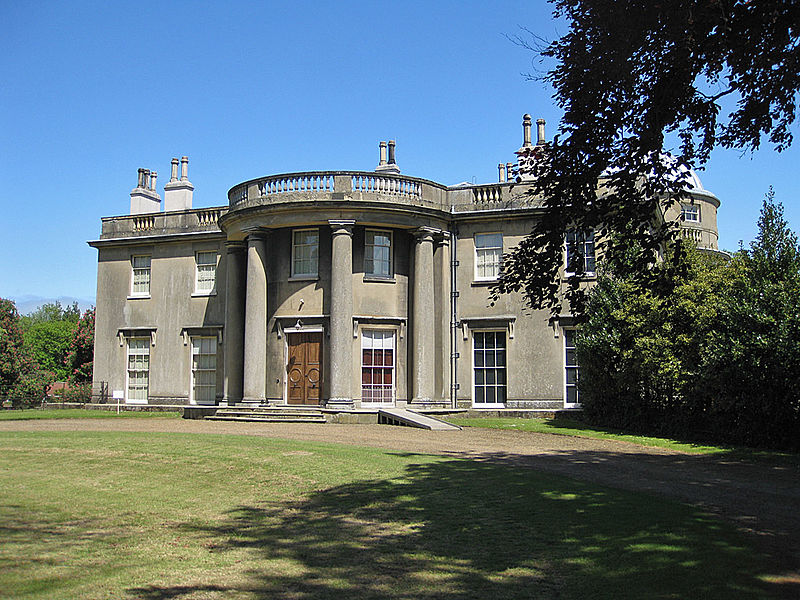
[{"x1": 449, "y1": 226, "x2": 459, "y2": 409}]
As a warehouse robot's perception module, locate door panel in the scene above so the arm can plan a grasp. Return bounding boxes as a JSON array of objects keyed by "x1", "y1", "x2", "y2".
[{"x1": 287, "y1": 332, "x2": 323, "y2": 405}]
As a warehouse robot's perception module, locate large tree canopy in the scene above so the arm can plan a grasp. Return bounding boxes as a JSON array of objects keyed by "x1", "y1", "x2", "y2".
[{"x1": 494, "y1": 0, "x2": 799, "y2": 316}]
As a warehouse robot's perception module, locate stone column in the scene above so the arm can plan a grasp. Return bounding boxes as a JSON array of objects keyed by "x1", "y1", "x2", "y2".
[
  {"x1": 242, "y1": 231, "x2": 269, "y2": 403},
  {"x1": 412, "y1": 227, "x2": 436, "y2": 404},
  {"x1": 223, "y1": 241, "x2": 246, "y2": 404},
  {"x1": 328, "y1": 220, "x2": 355, "y2": 405},
  {"x1": 435, "y1": 232, "x2": 451, "y2": 404}
]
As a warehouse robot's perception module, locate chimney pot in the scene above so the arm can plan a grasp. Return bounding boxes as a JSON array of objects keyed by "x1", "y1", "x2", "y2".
[
  {"x1": 137, "y1": 168, "x2": 145, "y2": 188},
  {"x1": 537, "y1": 118, "x2": 546, "y2": 145},
  {"x1": 180, "y1": 156, "x2": 189, "y2": 181},
  {"x1": 170, "y1": 158, "x2": 179, "y2": 182},
  {"x1": 379, "y1": 141, "x2": 387, "y2": 166},
  {"x1": 506, "y1": 163, "x2": 514, "y2": 180},
  {"x1": 498, "y1": 163, "x2": 506, "y2": 183},
  {"x1": 388, "y1": 140, "x2": 396, "y2": 165},
  {"x1": 150, "y1": 171, "x2": 157, "y2": 191},
  {"x1": 522, "y1": 114, "x2": 532, "y2": 147}
]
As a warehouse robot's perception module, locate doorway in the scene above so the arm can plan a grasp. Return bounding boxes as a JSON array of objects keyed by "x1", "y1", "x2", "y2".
[{"x1": 286, "y1": 332, "x2": 323, "y2": 405}]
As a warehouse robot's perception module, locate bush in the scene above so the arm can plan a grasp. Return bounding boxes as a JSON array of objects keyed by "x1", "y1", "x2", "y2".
[{"x1": 578, "y1": 192, "x2": 800, "y2": 451}]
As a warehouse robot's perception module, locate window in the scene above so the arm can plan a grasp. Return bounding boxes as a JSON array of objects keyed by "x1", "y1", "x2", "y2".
[
  {"x1": 195, "y1": 251, "x2": 217, "y2": 294},
  {"x1": 564, "y1": 329, "x2": 581, "y2": 405},
  {"x1": 191, "y1": 336, "x2": 217, "y2": 404},
  {"x1": 473, "y1": 331, "x2": 506, "y2": 405},
  {"x1": 126, "y1": 337, "x2": 149, "y2": 403},
  {"x1": 364, "y1": 229, "x2": 392, "y2": 277},
  {"x1": 361, "y1": 330, "x2": 395, "y2": 403},
  {"x1": 131, "y1": 255, "x2": 151, "y2": 296},
  {"x1": 292, "y1": 229, "x2": 319, "y2": 277},
  {"x1": 475, "y1": 233, "x2": 502, "y2": 280},
  {"x1": 681, "y1": 203, "x2": 700, "y2": 223},
  {"x1": 565, "y1": 230, "x2": 596, "y2": 275}
]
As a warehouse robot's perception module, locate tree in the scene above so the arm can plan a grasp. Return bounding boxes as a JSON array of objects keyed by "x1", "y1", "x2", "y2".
[
  {"x1": 577, "y1": 190, "x2": 800, "y2": 450},
  {"x1": 65, "y1": 307, "x2": 95, "y2": 385},
  {"x1": 0, "y1": 299, "x2": 27, "y2": 398},
  {"x1": 18, "y1": 302, "x2": 81, "y2": 382},
  {"x1": 0, "y1": 299, "x2": 54, "y2": 406},
  {"x1": 495, "y1": 0, "x2": 800, "y2": 316}
]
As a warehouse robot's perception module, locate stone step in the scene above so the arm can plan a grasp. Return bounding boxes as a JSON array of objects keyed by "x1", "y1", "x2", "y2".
[
  {"x1": 205, "y1": 415, "x2": 327, "y2": 423},
  {"x1": 215, "y1": 409, "x2": 324, "y2": 417}
]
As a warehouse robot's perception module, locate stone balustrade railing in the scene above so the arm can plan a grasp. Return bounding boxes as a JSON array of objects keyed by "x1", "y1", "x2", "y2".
[
  {"x1": 228, "y1": 171, "x2": 446, "y2": 210},
  {"x1": 100, "y1": 207, "x2": 228, "y2": 239}
]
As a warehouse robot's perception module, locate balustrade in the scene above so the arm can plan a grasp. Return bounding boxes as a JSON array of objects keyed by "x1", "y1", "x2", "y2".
[
  {"x1": 258, "y1": 174, "x2": 334, "y2": 196},
  {"x1": 472, "y1": 185, "x2": 502, "y2": 203},
  {"x1": 197, "y1": 209, "x2": 220, "y2": 227},
  {"x1": 132, "y1": 216, "x2": 155, "y2": 231},
  {"x1": 351, "y1": 174, "x2": 421, "y2": 198}
]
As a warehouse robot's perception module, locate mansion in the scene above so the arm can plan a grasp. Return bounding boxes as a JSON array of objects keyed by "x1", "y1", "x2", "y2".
[{"x1": 90, "y1": 115, "x2": 721, "y2": 410}]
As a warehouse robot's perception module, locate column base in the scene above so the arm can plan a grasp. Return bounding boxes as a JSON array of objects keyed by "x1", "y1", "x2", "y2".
[
  {"x1": 326, "y1": 398, "x2": 355, "y2": 409},
  {"x1": 410, "y1": 398, "x2": 449, "y2": 409},
  {"x1": 241, "y1": 397, "x2": 269, "y2": 406}
]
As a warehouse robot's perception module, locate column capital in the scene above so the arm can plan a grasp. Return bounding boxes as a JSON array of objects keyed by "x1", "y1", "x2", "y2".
[
  {"x1": 244, "y1": 228, "x2": 269, "y2": 243},
  {"x1": 225, "y1": 240, "x2": 247, "y2": 253},
  {"x1": 434, "y1": 231, "x2": 450, "y2": 247},
  {"x1": 413, "y1": 226, "x2": 440, "y2": 242},
  {"x1": 329, "y1": 220, "x2": 356, "y2": 236}
]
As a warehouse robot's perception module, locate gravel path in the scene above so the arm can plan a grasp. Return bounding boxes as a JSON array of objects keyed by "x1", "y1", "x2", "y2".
[{"x1": 4, "y1": 417, "x2": 799, "y2": 576}]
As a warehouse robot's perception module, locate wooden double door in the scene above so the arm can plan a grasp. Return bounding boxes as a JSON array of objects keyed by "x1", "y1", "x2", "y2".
[{"x1": 287, "y1": 332, "x2": 322, "y2": 405}]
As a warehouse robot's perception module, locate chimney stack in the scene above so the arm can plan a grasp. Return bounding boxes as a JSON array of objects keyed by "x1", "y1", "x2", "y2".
[
  {"x1": 164, "y1": 156, "x2": 194, "y2": 211},
  {"x1": 130, "y1": 167, "x2": 161, "y2": 214},
  {"x1": 376, "y1": 140, "x2": 400, "y2": 174}
]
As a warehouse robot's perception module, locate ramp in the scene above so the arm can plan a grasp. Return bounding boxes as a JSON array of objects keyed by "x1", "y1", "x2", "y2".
[{"x1": 378, "y1": 408, "x2": 462, "y2": 431}]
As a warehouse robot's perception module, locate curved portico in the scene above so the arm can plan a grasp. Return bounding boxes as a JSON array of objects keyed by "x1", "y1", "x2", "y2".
[{"x1": 218, "y1": 171, "x2": 451, "y2": 408}]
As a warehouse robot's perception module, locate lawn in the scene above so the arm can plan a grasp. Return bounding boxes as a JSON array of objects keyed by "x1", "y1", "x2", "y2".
[
  {"x1": 0, "y1": 429, "x2": 786, "y2": 599},
  {"x1": 0, "y1": 408, "x2": 181, "y2": 420}
]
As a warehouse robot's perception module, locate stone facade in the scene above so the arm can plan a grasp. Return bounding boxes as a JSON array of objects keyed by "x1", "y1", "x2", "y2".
[{"x1": 89, "y1": 117, "x2": 721, "y2": 409}]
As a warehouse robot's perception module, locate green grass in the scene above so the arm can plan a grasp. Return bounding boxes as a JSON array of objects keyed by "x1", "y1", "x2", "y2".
[
  {"x1": 449, "y1": 417, "x2": 800, "y2": 466},
  {"x1": 0, "y1": 429, "x2": 790, "y2": 599},
  {"x1": 0, "y1": 408, "x2": 181, "y2": 420}
]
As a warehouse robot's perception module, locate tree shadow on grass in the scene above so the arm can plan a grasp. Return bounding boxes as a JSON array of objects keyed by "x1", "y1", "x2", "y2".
[{"x1": 130, "y1": 456, "x2": 790, "y2": 600}]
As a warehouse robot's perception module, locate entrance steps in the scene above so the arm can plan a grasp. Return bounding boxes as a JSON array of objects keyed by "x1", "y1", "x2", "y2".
[
  {"x1": 205, "y1": 406, "x2": 327, "y2": 424},
  {"x1": 378, "y1": 408, "x2": 462, "y2": 431}
]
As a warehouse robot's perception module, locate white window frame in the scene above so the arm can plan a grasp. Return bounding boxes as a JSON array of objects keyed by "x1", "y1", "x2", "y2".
[
  {"x1": 563, "y1": 328, "x2": 581, "y2": 407},
  {"x1": 364, "y1": 229, "x2": 393, "y2": 278},
  {"x1": 472, "y1": 330, "x2": 507, "y2": 407},
  {"x1": 360, "y1": 329, "x2": 396, "y2": 405},
  {"x1": 194, "y1": 251, "x2": 217, "y2": 295},
  {"x1": 474, "y1": 232, "x2": 503, "y2": 281},
  {"x1": 190, "y1": 336, "x2": 217, "y2": 405},
  {"x1": 291, "y1": 228, "x2": 319, "y2": 278},
  {"x1": 126, "y1": 337, "x2": 150, "y2": 404},
  {"x1": 130, "y1": 255, "x2": 151, "y2": 297},
  {"x1": 681, "y1": 203, "x2": 701, "y2": 223},
  {"x1": 565, "y1": 230, "x2": 596, "y2": 276}
]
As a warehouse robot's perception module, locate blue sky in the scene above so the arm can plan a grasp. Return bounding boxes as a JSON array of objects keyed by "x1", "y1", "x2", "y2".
[{"x1": 1, "y1": 0, "x2": 797, "y2": 304}]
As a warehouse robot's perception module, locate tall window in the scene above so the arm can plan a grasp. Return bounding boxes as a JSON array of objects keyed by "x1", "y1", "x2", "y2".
[
  {"x1": 361, "y1": 330, "x2": 395, "y2": 403},
  {"x1": 475, "y1": 233, "x2": 502, "y2": 280},
  {"x1": 681, "y1": 204, "x2": 700, "y2": 223},
  {"x1": 292, "y1": 229, "x2": 319, "y2": 277},
  {"x1": 565, "y1": 230, "x2": 596, "y2": 275},
  {"x1": 191, "y1": 336, "x2": 217, "y2": 404},
  {"x1": 131, "y1": 255, "x2": 151, "y2": 296},
  {"x1": 195, "y1": 251, "x2": 217, "y2": 294},
  {"x1": 473, "y1": 331, "x2": 506, "y2": 405},
  {"x1": 564, "y1": 329, "x2": 581, "y2": 405},
  {"x1": 126, "y1": 337, "x2": 149, "y2": 403},
  {"x1": 364, "y1": 230, "x2": 392, "y2": 277}
]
